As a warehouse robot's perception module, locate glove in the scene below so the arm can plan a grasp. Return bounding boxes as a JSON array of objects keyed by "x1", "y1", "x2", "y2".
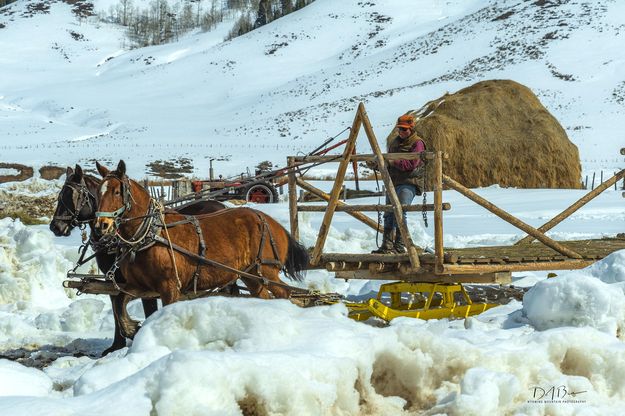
[{"x1": 365, "y1": 160, "x2": 378, "y2": 170}]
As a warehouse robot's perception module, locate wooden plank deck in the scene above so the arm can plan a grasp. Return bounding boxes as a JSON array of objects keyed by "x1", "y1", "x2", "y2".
[
  {"x1": 319, "y1": 237, "x2": 625, "y2": 266},
  {"x1": 317, "y1": 237, "x2": 625, "y2": 283}
]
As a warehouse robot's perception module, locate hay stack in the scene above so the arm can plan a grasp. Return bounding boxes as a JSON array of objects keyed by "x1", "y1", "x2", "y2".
[{"x1": 387, "y1": 80, "x2": 582, "y2": 189}]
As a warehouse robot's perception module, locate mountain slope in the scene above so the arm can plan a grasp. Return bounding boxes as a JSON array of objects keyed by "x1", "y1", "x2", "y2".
[{"x1": 0, "y1": 0, "x2": 623, "y2": 178}]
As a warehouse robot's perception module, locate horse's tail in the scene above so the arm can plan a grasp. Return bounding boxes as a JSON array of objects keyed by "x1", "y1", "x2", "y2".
[{"x1": 282, "y1": 233, "x2": 309, "y2": 282}]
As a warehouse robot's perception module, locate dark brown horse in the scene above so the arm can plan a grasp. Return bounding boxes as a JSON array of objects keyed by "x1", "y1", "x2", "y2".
[
  {"x1": 50, "y1": 164, "x2": 226, "y2": 354},
  {"x1": 94, "y1": 160, "x2": 308, "y2": 336}
]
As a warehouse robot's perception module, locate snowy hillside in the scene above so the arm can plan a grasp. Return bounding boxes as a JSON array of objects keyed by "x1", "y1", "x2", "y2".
[
  {"x1": 1, "y1": 0, "x2": 623, "y2": 179},
  {"x1": 1, "y1": 2, "x2": 625, "y2": 414}
]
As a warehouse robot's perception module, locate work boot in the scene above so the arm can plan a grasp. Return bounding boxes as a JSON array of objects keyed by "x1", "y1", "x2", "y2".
[
  {"x1": 393, "y1": 232, "x2": 407, "y2": 253},
  {"x1": 372, "y1": 228, "x2": 394, "y2": 254}
]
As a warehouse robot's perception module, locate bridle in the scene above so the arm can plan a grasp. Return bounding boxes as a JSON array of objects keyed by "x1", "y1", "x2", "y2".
[
  {"x1": 95, "y1": 175, "x2": 134, "y2": 227},
  {"x1": 52, "y1": 178, "x2": 97, "y2": 229}
]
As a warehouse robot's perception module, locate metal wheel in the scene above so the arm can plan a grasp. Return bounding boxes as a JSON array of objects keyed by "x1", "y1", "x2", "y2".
[{"x1": 244, "y1": 182, "x2": 278, "y2": 203}]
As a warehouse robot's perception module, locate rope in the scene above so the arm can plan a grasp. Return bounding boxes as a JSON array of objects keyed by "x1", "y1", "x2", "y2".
[
  {"x1": 115, "y1": 213, "x2": 154, "y2": 246},
  {"x1": 155, "y1": 200, "x2": 183, "y2": 291}
]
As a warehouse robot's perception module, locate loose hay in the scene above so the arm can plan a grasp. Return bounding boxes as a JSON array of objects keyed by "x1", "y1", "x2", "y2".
[{"x1": 387, "y1": 80, "x2": 582, "y2": 189}]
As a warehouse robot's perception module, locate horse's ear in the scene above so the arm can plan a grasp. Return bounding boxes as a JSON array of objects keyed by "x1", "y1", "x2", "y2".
[
  {"x1": 74, "y1": 164, "x2": 83, "y2": 180},
  {"x1": 66, "y1": 166, "x2": 74, "y2": 177},
  {"x1": 96, "y1": 161, "x2": 109, "y2": 178},
  {"x1": 116, "y1": 160, "x2": 126, "y2": 176}
]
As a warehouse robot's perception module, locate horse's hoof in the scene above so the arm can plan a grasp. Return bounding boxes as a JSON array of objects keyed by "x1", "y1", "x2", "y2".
[
  {"x1": 120, "y1": 322, "x2": 141, "y2": 340},
  {"x1": 102, "y1": 343, "x2": 124, "y2": 356}
]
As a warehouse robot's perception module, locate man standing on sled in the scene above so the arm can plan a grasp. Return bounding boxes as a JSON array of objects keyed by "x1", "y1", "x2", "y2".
[{"x1": 369, "y1": 113, "x2": 426, "y2": 254}]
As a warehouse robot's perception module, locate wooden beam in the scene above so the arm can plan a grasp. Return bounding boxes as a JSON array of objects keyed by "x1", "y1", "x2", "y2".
[
  {"x1": 434, "y1": 151, "x2": 444, "y2": 273},
  {"x1": 359, "y1": 105, "x2": 421, "y2": 269},
  {"x1": 293, "y1": 153, "x2": 431, "y2": 163},
  {"x1": 65, "y1": 279, "x2": 158, "y2": 298},
  {"x1": 297, "y1": 203, "x2": 451, "y2": 212},
  {"x1": 442, "y1": 260, "x2": 594, "y2": 274},
  {"x1": 296, "y1": 178, "x2": 382, "y2": 232},
  {"x1": 309, "y1": 108, "x2": 362, "y2": 265},
  {"x1": 515, "y1": 168, "x2": 625, "y2": 245},
  {"x1": 287, "y1": 157, "x2": 299, "y2": 240},
  {"x1": 443, "y1": 174, "x2": 583, "y2": 259},
  {"x1": 333, "y1": 270, "x2": 510, "y2": 284}
]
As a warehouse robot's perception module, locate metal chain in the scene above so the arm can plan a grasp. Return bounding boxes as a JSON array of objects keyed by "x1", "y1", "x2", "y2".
[{"x1": 421, "y1": 155, "x2": 429, "y2": 228}]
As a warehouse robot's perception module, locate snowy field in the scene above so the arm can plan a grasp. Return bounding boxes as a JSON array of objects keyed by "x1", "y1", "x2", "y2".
[
  {"x1": 0, "y1": 177, "x2": 624, "y2": 415},
  {"x1": 1, "y1": 0, "x2": 625, "y2": 413}
]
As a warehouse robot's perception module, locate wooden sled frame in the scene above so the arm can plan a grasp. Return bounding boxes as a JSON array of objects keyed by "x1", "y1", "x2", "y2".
[{"x1": 286, "y1": 103, "x2": 625, "y2": 281}]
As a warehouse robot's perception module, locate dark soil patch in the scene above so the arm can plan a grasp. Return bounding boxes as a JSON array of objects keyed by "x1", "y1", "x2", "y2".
[
  {"x1": 145, "y1": 158, "x2": 194, "y2": 179},
  {"x1": 39, "y1": 165, "x2": 66, "y2": 180},
  {"x1": 0, "y1": 163, "x2": 33, "y2": 183},
  {"x1": 0, "y1": 344, "x2": 100, "y2": 370}
]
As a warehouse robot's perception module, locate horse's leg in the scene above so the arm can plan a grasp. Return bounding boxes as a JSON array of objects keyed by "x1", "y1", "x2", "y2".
[
  {"x1": 241, "y1": 275, "x2": 272, "y2": 299},
  {"x1": 260, "y1": 267, "x2": 291, "y2": 299},
  {"x1": 158, "y1": 279, "x2": 182, "y2": 306},
  {"x1": 102, "y1": 294, "x2": 127, "y2": 356},
  {"x1": 141, "y1": 298, "x2": 158, "y2": 318},
  {"x1": 114, "y1": 293, "x2": 141, "y2": 339}
]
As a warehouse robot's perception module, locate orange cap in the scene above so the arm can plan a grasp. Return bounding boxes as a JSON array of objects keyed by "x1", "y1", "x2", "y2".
[{"x1": 396, "y1": 114, "x2": 415, "y2": 129}]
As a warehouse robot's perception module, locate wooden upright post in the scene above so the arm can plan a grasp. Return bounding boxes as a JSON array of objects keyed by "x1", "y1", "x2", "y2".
[
  {"x1": 309, "y1": 108, "x2": 362, "y2": 265},
  {"x1": 287, "y1": 157, "x2": 299, "y2": 240},
  {"x1": 359, "y1": 105, "x2": 421, "y2": 270},
  {"x1": 433, "y1": 151, "x2": 444, "y2": 273}
]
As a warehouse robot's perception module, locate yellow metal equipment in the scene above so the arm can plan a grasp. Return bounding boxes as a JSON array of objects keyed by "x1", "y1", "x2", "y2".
[{"x1": 346, "y1": 282, "x2": 498, "y2": 322}]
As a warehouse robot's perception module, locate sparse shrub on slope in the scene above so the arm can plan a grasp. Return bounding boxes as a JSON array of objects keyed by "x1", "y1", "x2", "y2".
[
  {"x1": 104, "y1": 0, "x2": 315, "y2": 47},
  {"x1": 103, "y1": 0, "x2": 225, "y2": 48},
  {"x1": 226, "y1": 0, "x2": 315, "y2": 40}
]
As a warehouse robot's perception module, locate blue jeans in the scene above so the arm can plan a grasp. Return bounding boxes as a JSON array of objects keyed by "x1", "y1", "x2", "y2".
[{"x1": 383, "y1": 184, "x2": 417, "y2": 231}]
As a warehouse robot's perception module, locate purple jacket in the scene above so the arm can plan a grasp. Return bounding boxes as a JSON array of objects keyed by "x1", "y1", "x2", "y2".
[{"x1": 392, "y1": 140, "x2": 426, "y2": 171}]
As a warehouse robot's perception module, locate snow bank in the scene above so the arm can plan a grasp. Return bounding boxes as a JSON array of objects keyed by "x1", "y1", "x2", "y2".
[
  {"x1": 587, "y1": 250, "x2": 625, "y2": 283},
  {"x1": 523, "y1": 250, "x2": 625, "y2": 338},
  {"x1": 0, "y1": 360, "x2": 52, "y2": 397},
  {"x1": 0, "y1": 218, "x2": 74, "y2": 307},
  {"x1": 0, "y1": 219, "x2": 112, "y2": 350}
]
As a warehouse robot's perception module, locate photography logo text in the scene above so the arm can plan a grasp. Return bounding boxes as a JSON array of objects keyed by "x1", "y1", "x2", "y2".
[{"x1": 527, "y1": 385, "x2": 586, "y2": 404}]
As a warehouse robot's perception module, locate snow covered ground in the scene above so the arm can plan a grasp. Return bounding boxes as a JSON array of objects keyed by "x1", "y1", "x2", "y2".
[
  {"x1": 0, "y1": 181, "x2": 624, "y2": 415},
  {"x1": 1, "y1": 0, "x2": 625, "y2": 413}
]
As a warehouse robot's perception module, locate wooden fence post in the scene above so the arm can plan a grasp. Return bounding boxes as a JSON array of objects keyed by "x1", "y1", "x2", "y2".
[{"x1": 287, "y1": 157, "x2": 299, "y2": 241}]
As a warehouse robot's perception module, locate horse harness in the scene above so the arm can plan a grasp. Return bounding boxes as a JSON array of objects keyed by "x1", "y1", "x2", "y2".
[
  {"x1": 96, "y1": 175, "x2": 302, "y2": 295},
  {"x1": 53, "y1": 178, "x2": 97, "y2": 229}
]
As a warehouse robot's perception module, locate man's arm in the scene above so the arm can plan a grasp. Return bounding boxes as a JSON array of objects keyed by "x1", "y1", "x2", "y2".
[{"x1": 393, "y1": 140, "x2": 426, "y2": 171}]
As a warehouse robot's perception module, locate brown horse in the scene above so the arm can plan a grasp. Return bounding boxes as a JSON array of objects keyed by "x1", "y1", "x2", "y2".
[
  {"x1": 94, "y1": 160, "x2": 308, "y2": 335},
  {"x1": 50, "y1": 164, "x2": 226, "y2": 354}
]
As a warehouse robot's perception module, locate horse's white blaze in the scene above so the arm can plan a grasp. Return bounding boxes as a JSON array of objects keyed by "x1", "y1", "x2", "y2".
[{"x1": 100, "y1": 181, "x2": 108, "y2": 196}]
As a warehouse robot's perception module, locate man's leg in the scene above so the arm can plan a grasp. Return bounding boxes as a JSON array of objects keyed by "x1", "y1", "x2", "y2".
[
  {"x1": 394, "y1": 185, "x2": 417, "y2": 253},
  {"x1": 372, "y1": 196, "x2": 395, "y2": 253}
]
